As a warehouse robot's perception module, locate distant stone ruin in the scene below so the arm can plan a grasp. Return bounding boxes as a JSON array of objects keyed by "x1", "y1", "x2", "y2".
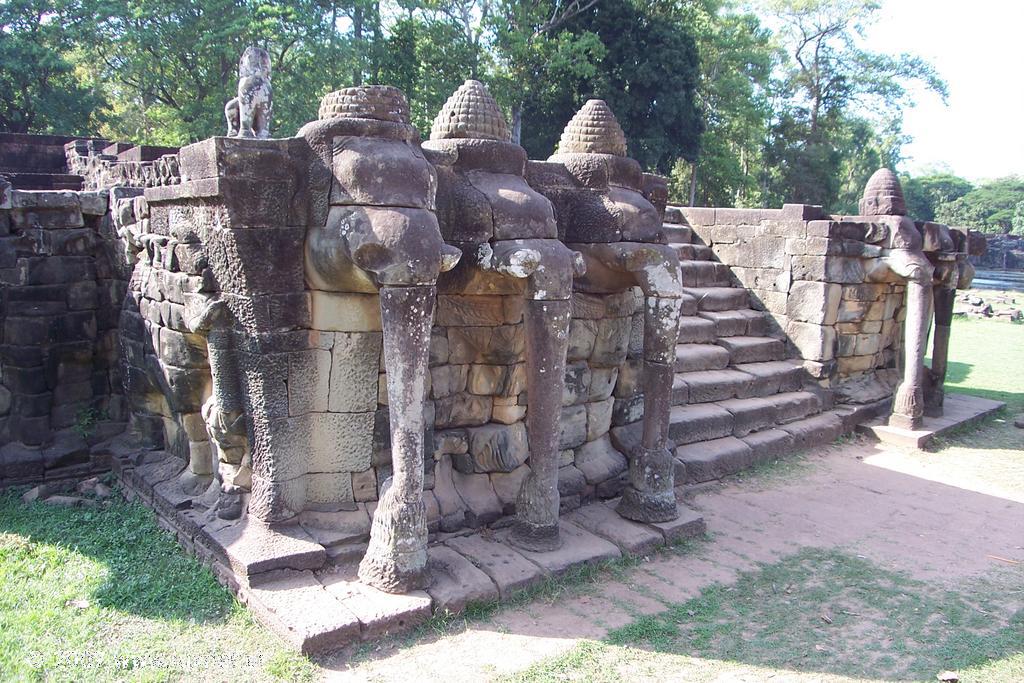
[{"x1": 0, "y1": 50, "x2": 985, "y2": 652}]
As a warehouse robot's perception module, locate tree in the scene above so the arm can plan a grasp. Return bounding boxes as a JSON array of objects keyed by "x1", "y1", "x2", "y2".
[
  {"x1": 935, "y1": 177, "x2": 1024, "y2": 234},
  {"x1": 671, "y1": 1, "x2": 777, "y2": 206},
  {"x1": 758, "y1": 0, "x2": 946, "y2": 210},
  {"x1": 0, "y1": 0, "x2": 104, "y2": 135},
  {"x1": 561, "y1": 0, "x2": 704, "y2": 174},
  {"x1": 901, "y1": 171, "x2": 973, "y2": 222}
]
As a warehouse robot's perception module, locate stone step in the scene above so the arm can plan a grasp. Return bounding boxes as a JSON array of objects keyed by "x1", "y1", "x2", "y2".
[
  {"x1": 682, "y1": 287, "x2": 750, "y2": 312},
  {"x1": 675, "y1": 436, "x2": 753, "y2": 483},
  {"x1": 679, "y1": 260, "x2": 731, "y2": 288},
  {"x1": 673, "y1": 243, "x2": 715, "y2": 261},
  {"x1": 674, "y1": 343, "x2": 730, "y2": 373},
  {"x1": 779, "y1": 411, "x2": 844, "y2": 450},
  {"x1": 730, "y1": 360, "x2": 805, "y2": 397},
  {"x1": 716, "y1": 336, "x2": 786, "y2": 364},
  {"x1": 676, "y1": 316, "x2": 718, "y2": 344},
  {"x1": 716, "y1": 391, "x2": 822, "y2": 437},
  {"x1": 674, "y1": 409, "x2": 847, "y2": 484},
  {"x1": 660, "y1": 224, "x2": 692, "y2": 244},
  {"x1": 668, "y1": 403, "x2": 734, "y2": 445},
  {"x1": 698, "y1": 309, "x2": 766, "y2": 337},
  {"x1": 672, "y1": 369, "x2": 755, "y2": 405}
]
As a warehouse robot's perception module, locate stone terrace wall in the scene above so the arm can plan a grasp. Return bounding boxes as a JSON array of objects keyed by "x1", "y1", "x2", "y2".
[
  {"x1": 409, "y1": 287, "x2": 638, "y2": 532},
  {"x1": 672, "y1": 204, "x2": 906, "y2": 402},
  {"x1": 0, "y1": 183, "x2": 131, "y2": 483},
  {"x1": 113, "y1": 132, "x2": 647, "y2": 538}
]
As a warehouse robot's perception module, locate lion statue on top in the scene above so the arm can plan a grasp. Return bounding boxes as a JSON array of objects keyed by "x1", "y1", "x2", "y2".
[{"x1": 224, "y1": 46, "x2": 272, "y2": 138}]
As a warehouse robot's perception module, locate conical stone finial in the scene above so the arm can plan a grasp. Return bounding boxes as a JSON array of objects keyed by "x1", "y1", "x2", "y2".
[
  {"x1": 430, "y1": 80, "x2": 510, "y2": 142},
  {"x1": 319, "y1": 85, "x2": 411, "y2": 124},
  {"x1": 859, "y1": 168, "x2": 906, "y2": 216},
  {"x1": 557, "y1": 99, "x2": 627, "y2": 156}
]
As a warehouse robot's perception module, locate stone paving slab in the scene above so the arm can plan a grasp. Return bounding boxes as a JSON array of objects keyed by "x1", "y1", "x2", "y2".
[
  {"x1": 499, "y1": 521, "x2": 621, "y2": 576},
  {"x1": 566, "y1": 499, "x2": 663, "y2": 555},
  {"x1": 647, "y1": 504, "x2": 707, "y2": 543},
  {"x1": 444, "y1": 534, "x2": 546, "y2": 600},
  {"x1": 318, "y1": 564, "x2": 433, "y2": 640},
  {"x1": 202, "y1": 518, "x2": 326, "y2": 580},
  {"x1": 245, "y1": 569, "x2": 360, "y2": 654},
  {"x1": 859, "y1": 393, "x2": 1005, "y2": 448},
  {"x1": 426, "y1": 545, "x2": 499, "y2": 615}
]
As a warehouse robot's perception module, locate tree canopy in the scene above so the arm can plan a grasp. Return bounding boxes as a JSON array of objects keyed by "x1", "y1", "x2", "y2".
[{"x1": 1, "y1": 0, "x2": 958, "y2": 214}]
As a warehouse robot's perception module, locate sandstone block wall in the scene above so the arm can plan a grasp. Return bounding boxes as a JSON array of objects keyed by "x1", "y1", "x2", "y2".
[
  {"x1": 0, "y1": 183, "x2": 129, "y2": 483},
  {"x1": 673, "y1": 205, "x2": 907, "y2": 400}
]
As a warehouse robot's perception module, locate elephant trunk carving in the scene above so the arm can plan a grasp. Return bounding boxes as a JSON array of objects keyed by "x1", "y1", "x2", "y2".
[
  {"x1": 480, "y1": 240, "x2": 584, "y2": 552},
  {"x1": 571, "y1": 242, "x2": 683, "y2": 522}
]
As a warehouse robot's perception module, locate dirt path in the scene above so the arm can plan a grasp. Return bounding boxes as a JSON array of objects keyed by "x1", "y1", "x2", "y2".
[{"x1": 320, "y1": 429, "x2": 1024, "y2": 681}]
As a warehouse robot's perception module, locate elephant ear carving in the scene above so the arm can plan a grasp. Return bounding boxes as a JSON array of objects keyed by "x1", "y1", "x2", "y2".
[{"x1": 351, "y1": 242, "x2": 393, "y2": 273}]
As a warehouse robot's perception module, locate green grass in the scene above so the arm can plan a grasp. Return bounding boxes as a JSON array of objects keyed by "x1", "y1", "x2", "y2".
[
  {"x1": 503, "y1": 549, "x2": 1024, "y2": 683},
  {"x1": 0, "y1": 488, "x2": 315, "y2": 682},
  {"x1": 940, "y1": 316, "x2": 1024, "y2": 413}
]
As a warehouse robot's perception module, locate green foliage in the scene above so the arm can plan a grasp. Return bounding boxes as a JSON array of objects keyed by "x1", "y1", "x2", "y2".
[
  {"x1": 902, "y1": 171, "x2": 974, "y2": 222},
  {"x1": 2, "y1": 0, "x2": 949, "y2": 216},
  {"x1": 0, "y1": 0, "x2": 105, "y2": 134},
  {"x1": 758, "y1": 0, "x2": 946, "y2": 211},
  {"x1": 675, "y1": 4, "x2": 777, "y2": 206},
  {"x1": 935, "y1": 176, "x2": 1024, "y2": 234}
]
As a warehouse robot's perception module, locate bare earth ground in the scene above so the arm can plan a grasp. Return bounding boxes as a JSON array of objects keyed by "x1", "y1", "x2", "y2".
[{"x1": 320, "y1": 420, "x2": 1024, "y2": 682}]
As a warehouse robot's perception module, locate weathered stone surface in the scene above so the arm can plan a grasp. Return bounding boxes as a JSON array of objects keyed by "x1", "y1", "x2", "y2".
[
  {"x1": 668, "y1": 403, "x2": 734, "y2": 445},
  {"x1": 568, "y1": 500, "x2": 662, "y2": 555},
  {"x1": 456, "y1": 422, "x2": 528, "y2": 473},
  {"x1": 319, "y1": 565, "x2": 432, "y2": 639},
  {"x1": 573, "y1": 435, "x2": 627, "y2": 484},
  {"x1": 741, "y1": 428, "x2": 795, "y2": 462},
  {"x1": 203, "y1": 520, "x2": 325, "y2": 578},
  {"x1": 646, "y1": 505, "x2": 706, "y2": 543},
  {"x1": 426, "y1": 545, "x2": 499, "y2": 615},
  {"x1": 780, "y1": 412, "x2": 844, "y2": 450},
  {"x1": 558, "y1": 404, "x2": 588, "y2": 450},
  {"x1": 451, "y1": 469, "x2": 502, "y2": 526},
  {"x1": 444, "y1": 534, "x2": 544, "y2": 599},
  {"x1": 289, "y1": 349, "x2": 331, "y2": 415},
  {"x1": 489, "y1": 464, "x2": 531, "y2": 508},
  {"x1": 786, "y1": 320, "x2": 836, "y2": 361},
  {"x1": 503, "y1": 520, "x2": 620, "y2": 576},
  {"x1": 310, "y1": 291, "x2": 382, "y2": 331},
  {"x1": 434, "y1": 393, "x2": 492, "y2": 428},
  {"x1": 675, "y1": 436, "x2": 754, "y2": 483},
  {"x1": 246, "y1": 570, "x2": 360, "y2": 654},
  {"x1": 280, "y1": 411, "x2": 375, "y2": 475},
  {"x1": 787, "y1": 281, "x2": 841, "y2": 325},
  {"x1": 329, "y1": 332, "x2": 382, "y2": 412}
]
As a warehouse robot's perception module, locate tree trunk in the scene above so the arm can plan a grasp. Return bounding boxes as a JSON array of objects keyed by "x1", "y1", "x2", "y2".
[
  {"x1": 511, "y1": 102, "x2": 522, "y2": 146},
  {"x1": 353, "y1": 6, "x2": 363, "y2": 86},
  {"x1": 688, "y1": 162, "x2": 698, "y2": 207}
]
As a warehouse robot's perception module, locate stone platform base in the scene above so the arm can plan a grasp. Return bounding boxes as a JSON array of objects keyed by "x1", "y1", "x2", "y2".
[
  {"x1": 111, "y1": 448, "x2": 705, "y2": 654},
  {"x1": 858, "y1": 393, "x2": 1006, "y2": 449}
]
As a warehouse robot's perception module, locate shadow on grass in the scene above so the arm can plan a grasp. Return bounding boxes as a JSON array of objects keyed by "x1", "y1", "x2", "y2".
[
  {"x1": 505, "y1": 549, "x2": 1024, "y2": 683},
  {"x1": 0, "y1": 487, "x2": 234, "y2": 624}
]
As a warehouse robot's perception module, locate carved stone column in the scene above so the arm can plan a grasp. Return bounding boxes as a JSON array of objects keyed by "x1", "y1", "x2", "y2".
[
  {"x1": 920, "y1": 222, "x2": 957, "y2": 416},
  {"x1": 482, "y1": 241, "x2": 582, "y2": 551},
  {"x1": 300, "y1": 86, "x2": 460, "y2": 592},
  {"x1": 528, "y1": 100, "x2": 683, "y2": 522},
  {"x1": 859, "y1": 169, "x2": 934, "y2": 430},
  {"x1": 423, "y1": 80, "x2": 582, "y2": 551}
]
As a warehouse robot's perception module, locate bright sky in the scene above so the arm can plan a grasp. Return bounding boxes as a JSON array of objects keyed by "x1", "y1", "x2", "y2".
[{"x1": 863, "y1": 0, "x2": 1024, "y2": 181}]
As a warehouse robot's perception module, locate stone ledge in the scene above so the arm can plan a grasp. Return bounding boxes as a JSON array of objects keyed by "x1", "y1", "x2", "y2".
[
  {"x1": 111, "y1": 449, "x2": 706, "y2": 655},
  {"x1": 857, "y1": 393, "x2": 1005, "y2": 448}
]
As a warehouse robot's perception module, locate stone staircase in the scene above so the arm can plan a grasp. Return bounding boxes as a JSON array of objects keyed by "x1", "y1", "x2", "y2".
[{"x1": 646, "y1": 223, "x2": 846, "y2": 483}]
